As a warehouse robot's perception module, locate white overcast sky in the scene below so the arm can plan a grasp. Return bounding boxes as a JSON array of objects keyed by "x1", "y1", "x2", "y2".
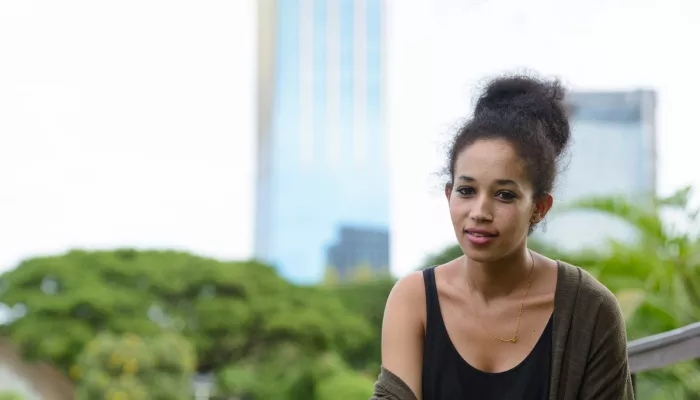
[{"x1": 1, "y1": 0, "x2": 699, "y2": 276}]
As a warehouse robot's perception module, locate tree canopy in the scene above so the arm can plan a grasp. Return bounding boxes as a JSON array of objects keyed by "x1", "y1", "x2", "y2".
[
  {"x1": 74, "y1": 332, "x2": 195, "y2": 400},
  {"x1": 0, "y1": 249, "x2": 374, "y2": 398}
]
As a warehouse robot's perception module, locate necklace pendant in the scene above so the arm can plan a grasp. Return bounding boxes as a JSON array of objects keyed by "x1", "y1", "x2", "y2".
[{"x1": 510, "y1": 337, "x2": 517, "y2": 344}]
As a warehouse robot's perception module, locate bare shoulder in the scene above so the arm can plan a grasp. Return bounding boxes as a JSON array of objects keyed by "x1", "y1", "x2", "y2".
[
  {"x1": 382, "y1": 270, "x2": 427, "y2": 341},
  {"x1": 380, "y1": 270, "x2": 427, "y2": 399},
  {"x1": 385, "y1": 270, "x2": 427, "y2": 320}
]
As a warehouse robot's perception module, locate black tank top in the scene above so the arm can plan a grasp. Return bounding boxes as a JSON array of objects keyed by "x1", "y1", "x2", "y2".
[{"x1": 421, "y1": 266, "x2": 552, "y2": 400}]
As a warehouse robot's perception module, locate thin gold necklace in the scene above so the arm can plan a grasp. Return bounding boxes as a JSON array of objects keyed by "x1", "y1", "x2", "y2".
[{"x1": 465, "y1": 250, "x2": 535, "y2": 344}]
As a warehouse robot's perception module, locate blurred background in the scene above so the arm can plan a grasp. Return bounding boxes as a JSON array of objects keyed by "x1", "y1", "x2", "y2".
[{"x1": 1, "y1": 0, "x2": 699, "y2": 399}]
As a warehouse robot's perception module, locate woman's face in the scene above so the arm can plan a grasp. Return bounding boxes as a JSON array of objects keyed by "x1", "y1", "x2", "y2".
[{"x1": 446, "y1": 139, "x2": 551, "y2": 263}]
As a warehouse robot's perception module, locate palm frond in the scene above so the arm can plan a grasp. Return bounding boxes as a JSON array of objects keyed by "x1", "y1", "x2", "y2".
[{"x1": 558, "y1": 195, "x2": 666, "y2": 243}]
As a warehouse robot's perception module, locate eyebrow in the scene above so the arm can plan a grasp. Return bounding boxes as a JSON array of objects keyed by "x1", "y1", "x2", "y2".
[{"x1": 457, "y1": 175, "x2": 520, "y2": 187}]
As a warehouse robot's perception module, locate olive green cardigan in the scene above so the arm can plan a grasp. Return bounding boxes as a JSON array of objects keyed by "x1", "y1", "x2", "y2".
[{"x1": 371, "y1": 261, "x2": 635, "y2": 400}]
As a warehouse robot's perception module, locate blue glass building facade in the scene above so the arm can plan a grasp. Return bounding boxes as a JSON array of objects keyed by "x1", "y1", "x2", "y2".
[
  {"x1": 255, "y1": 0, "x2": 389, "y2": 283},
  {"x1": 534, "y1": 90, "x2": 657, "y2": 250},
  {"x1": 326, "y1": 226, "x2": 390, "y2": 280}
]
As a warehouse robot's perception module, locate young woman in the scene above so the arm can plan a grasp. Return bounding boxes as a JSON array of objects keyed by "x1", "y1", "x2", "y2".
[{"x1": 371, "y1": 75, "x2": 634, "y2": 399}]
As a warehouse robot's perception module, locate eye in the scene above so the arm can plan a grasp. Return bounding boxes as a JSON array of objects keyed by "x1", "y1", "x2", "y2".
[
  {"x1": 495, "y1": 191, "x2": 517, "y2": 201},
  {"x1": 456, "y1": 186, "x2": 475, "y2": 197}
]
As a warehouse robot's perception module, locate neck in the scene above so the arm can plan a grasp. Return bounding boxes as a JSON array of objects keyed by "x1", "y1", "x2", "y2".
[{"x1": 462, "y1": 246, "x2": 533, "y2": 302}]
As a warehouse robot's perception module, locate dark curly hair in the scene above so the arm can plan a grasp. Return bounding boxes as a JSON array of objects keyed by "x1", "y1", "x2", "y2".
[
  {"x1": 446, "y1": 74, "x2": 571, "y2": 199},
  {"x1": 444, "y1": 74, "x2": 571, "y2": 233}
]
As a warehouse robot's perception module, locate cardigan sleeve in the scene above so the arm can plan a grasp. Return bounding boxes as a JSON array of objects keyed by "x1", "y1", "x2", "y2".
[
  {"x1": 370, "y1": 367, "x2": 419, "y2": 400},
  {"x1": 578, "y1": 290, "x2": 635, "y2": 400}
]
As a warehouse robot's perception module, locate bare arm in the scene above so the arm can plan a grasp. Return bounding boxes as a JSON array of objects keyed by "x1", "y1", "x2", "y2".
[
  {"x1": 378, "y1": 272, "x2": 426, "y2": 399},
  {"x1": 579, "y1": 292, "x2": 635, "y2": 399}
]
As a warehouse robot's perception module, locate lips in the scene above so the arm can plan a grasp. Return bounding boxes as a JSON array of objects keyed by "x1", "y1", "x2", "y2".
[
  {"x1": 464, "y1": 228, "x2": 498, "y2": 245},
  {"x1": 465, "y1": 229, "x2": 498, "y2": 237}
]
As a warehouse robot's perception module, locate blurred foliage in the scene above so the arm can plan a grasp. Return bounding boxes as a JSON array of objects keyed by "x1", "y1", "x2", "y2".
[
  {"x1": 74, "y1": 332, "x2": 195, "y2": 400},
  {"x1": 0, "y1": 188, "x2": 697, "y2": 399},
  {"x1": 0, "y1": 250, "x2": 373, "y2": 399},
  {"x1": 216, "y1": 350, "x2": 374, "y2": 399},
  {"x1": 0, "y1": 250, "x2": 372, "y2": 375},
  {"x1": 315, "y1": 355, "x2": 375, "y2": 400},
  {"x1": 0, "y1": 392, "x2": 25, "y2": 400},
  {"x1": 331, "y1": 278, "x2": 395, "y2": 376}
]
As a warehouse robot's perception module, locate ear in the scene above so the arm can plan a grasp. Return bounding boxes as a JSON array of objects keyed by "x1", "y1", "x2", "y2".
[
  {"x1": 531, "y1": 193, "x2": 554, "y2": 224},
  {"x1": 445, "y1": 183, "x2": 453, "y2": 201}
]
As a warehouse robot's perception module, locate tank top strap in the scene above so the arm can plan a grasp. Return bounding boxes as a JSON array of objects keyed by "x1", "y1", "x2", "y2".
[
  {"x1": 421, "y1": 265, "x2": 446, "y2": 395},
  {"x1": 422, "y1": 266, "x2": 442, "y2": 332}
]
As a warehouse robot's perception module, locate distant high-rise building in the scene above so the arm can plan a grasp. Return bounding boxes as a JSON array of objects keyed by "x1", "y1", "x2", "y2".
[
  {"x1": 535, "y1": 90, "x2": 657, "y2": 250},
  {"x1": 326, "y1": 226, "x2": 390, "y2": 280},
  {"x1": 255, "y1": 0, "x2": 389, "y2": 283}
]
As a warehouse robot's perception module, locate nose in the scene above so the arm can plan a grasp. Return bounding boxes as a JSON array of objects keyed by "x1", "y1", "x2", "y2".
[{"x1": 470, "y1": 195, "x2": 493, "y2": 222}]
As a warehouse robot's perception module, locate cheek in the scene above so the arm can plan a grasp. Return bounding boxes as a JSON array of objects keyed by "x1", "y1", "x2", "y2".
[
  {"x1": 448, "y1": 198, "x2": 468, "y2": 221},
  {"x1": 496, "y1": 204, "x2": 531, "y2": 230}
]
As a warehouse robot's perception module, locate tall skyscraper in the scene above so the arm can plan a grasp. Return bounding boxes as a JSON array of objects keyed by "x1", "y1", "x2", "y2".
[
  {"x1": 255, "y1": 0, "x2": 389, "y2": 283},
  {"x1": 535, "y1": 90, "x2": 657, "y2": 250}
]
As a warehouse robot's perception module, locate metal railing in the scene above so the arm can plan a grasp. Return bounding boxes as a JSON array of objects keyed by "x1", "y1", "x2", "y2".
[{"x1": 628, "y1": 321, "x2": 700, "y2": 389}]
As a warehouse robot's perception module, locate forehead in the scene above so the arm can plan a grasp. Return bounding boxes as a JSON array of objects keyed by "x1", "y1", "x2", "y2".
[{"x1": 454, "y1": 139, "x2": 528, "y2": 182}]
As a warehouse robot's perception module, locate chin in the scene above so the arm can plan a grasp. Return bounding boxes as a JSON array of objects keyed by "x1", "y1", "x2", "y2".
[{"x1": 461, "y1": 244, "x2": 502, "y2": 263}]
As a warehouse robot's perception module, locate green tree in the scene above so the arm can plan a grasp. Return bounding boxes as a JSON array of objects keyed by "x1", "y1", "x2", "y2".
[
  {"x1": 332, "y1": 278, "x2": 396, "y2": 376},
  {"x1": 74, "y1": 332, "x2": 195, "y2": 400},
  {"x1": 323, "y1": 265, "x2": 340, "y2": 287},
  {"x1": 315, "y1": 369, "x2": 374, "y2": 400},
  {"x1": 561, "y1": 187, "x2": 700, "y2": 326},
  {"x1": 0, "y1": 249, "x2": 373, "y2": 384},
  {"x1": 350, "y1": 263, "x2": 375, "y2": 283},
  {"x1": 313, "y1": 352, "x2": 374, "y2": 400},
  {"x1": 0, "y1": 392, "x2": 25, "y2": 400},
  {"x1": 214, "y1": 281, "x2": 374, "y2": 399},
  {"x1": 216, "y1": 346, "x2": 377, "y2": 400}
]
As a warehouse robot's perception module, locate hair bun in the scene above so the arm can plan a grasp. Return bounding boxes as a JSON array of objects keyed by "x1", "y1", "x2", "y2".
[{"x1": 474, "y1": 75, "x2": 570, "y2": 156}]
